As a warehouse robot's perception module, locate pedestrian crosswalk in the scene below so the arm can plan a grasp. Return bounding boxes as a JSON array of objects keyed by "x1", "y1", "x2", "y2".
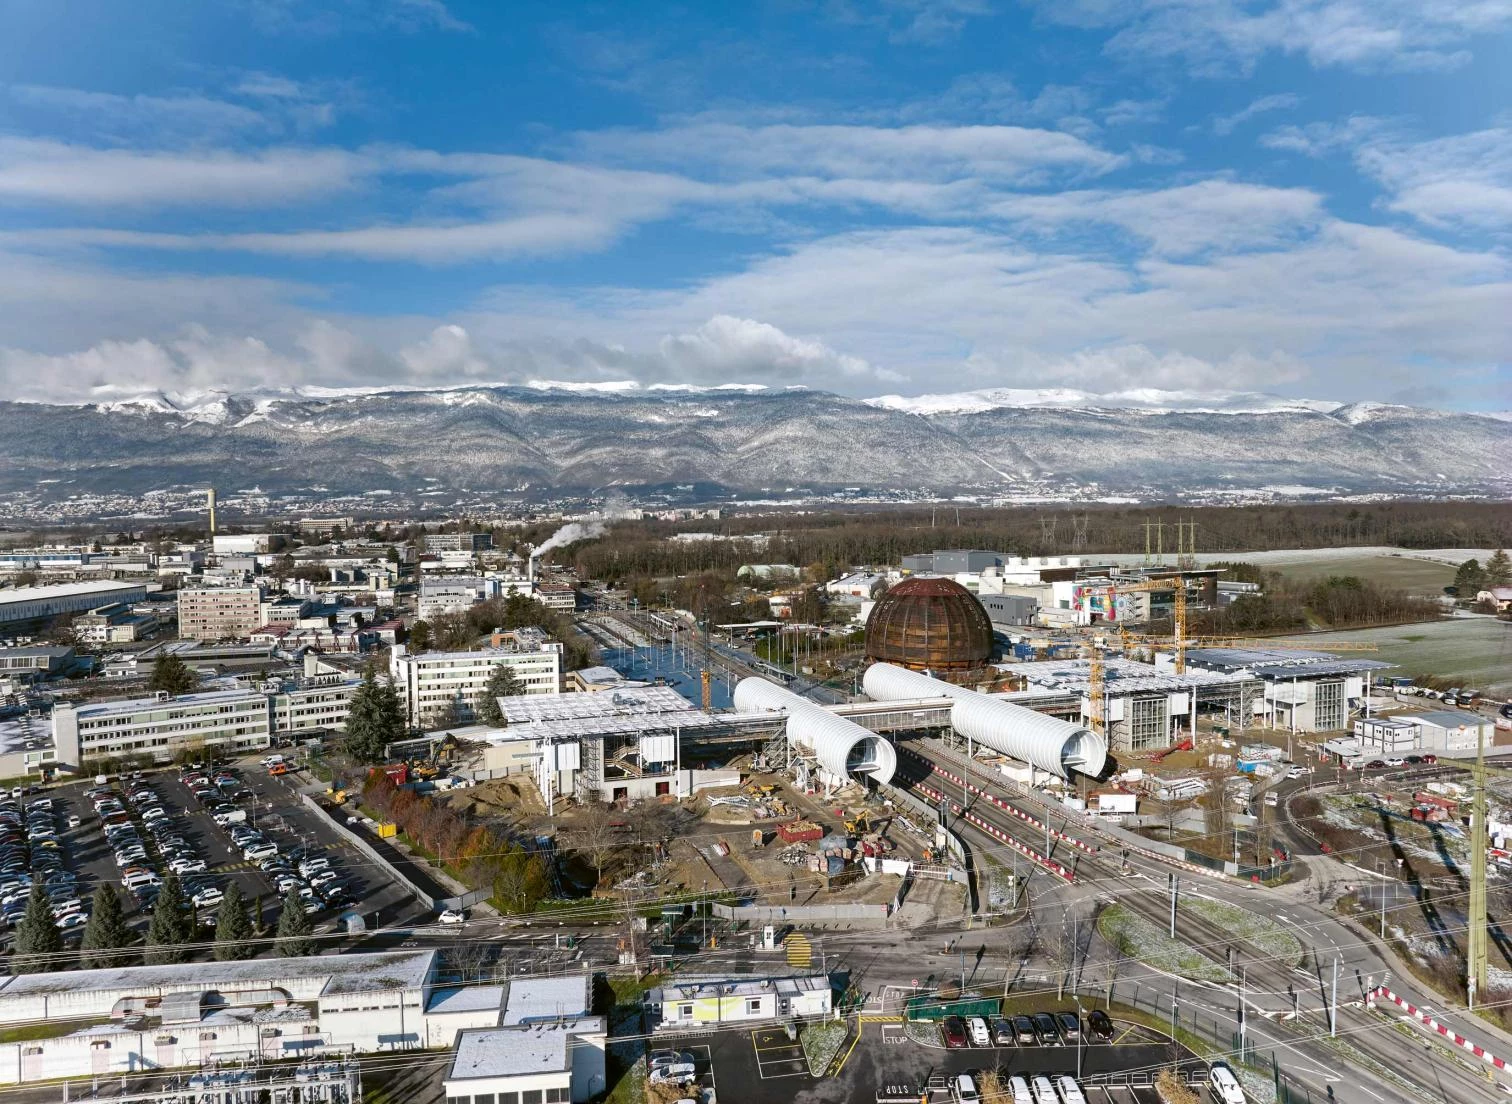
[{"x1": 785, "y1": 932, "x2": 812, "y2": 968}]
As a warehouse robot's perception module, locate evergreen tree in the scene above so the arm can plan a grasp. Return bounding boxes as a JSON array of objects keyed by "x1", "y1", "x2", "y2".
[
  {"x1": 476, "y1": 663, "x2": 524, "y2": 726},
  {"x1": 407, "y1": 619, "x2": 432, "y2": 651},
  {"x1": 1454, "y1": 558, "x2": 1486, "y2": 598},
  {"x1": 343, "y1": 665, "x2": 406, "y2": 763},
  {"x1": 1486, "y1": 548, "x2": 1512, "y2": 589},
  {"x1": 13, "y1": 883, "x2": 63, "y2": 973},
  {"x1": 145, "y1": 873, "x2": 192, "y2": 965},
  {"x1": 81, "y1": 884, "x2": 136, "y2": 968},
  {"x1": 214, "y1": 882, "x2": 256, "y2": 961},
  {"x1": 147, "y1": 653, "x2": 197, "y2": 696},
  {"x1": 275, "y1": 887, "x2": 316, "y2": 957}
]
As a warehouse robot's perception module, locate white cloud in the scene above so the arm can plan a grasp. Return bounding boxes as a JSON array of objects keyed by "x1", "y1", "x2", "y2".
[
  {"x1": 399, "y1": 324, "x2": 490, "y2": 377},
  {"x1": 0, "y1": 138, "x2": 363, "y2": 206},
  {"x1": 1029, "y1": 0, "x2": 1512, "y2": 74},
  {"x1": 1356, "y1": 128, "x2": 1512, "y2": 231},
  {"x1": 5, "y1": 84, "x2": 268, "y2": 140},
  {"x1": 1259, "y1": 115, "x2": 1387, "y2": 156},
  {"x1": 572, "y1": 122, "x2": 1126, "y2": 184},
  {"x1": 1212, "y1": 93, "x2": 1301, "y2": 135},
  {"x1": 657, "y1": 315, "x2": 896, "y2": 384},
  {"x1": 988, "y1": 180, "x2": 1323, "y2": 255}
]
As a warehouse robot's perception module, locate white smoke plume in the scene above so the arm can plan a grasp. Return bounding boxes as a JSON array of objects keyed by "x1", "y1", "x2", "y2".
[{"x1": 530, "y1": 520, "x2": 607, "y2": 562}]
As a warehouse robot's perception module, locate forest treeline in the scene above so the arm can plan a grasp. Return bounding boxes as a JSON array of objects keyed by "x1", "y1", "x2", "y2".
[{"x1": 568, "y1": 501, "x2": 1512, "y2": 584}]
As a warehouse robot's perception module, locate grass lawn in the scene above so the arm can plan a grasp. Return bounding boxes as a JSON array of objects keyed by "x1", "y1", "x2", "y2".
[
  {"x1": 1097, "y1": 904, "x2": 1234, "y2": 983},
  {"x1": 1305, "y1": 617, "x2": 1512, "y2": 696},
  {"x1": 1179, "y1": 896, "x2": 1303, "y2": 966},
  {"x1": 1263, "y1": 554, "x2": 1455, "y2": 595}
]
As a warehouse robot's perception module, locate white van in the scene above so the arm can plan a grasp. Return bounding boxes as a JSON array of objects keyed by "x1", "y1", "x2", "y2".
[
  {"x1": 950, "y1": 1074, "x2": 980, "y2": 1104},
  {"x1": 1209, "y1": 1065, "x2": 1246, "y2": 1103},
  {"x1": 967, "y1": 1016, "x2": 991, "y2": 1047},
  {"x1": 1264, "y1": 791, "x2": 1279, "y2": 807}
]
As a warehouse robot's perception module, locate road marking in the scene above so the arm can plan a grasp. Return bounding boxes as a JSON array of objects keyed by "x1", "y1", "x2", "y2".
[{"x1": 831, "y1": 1024, "x2": 862, "y2": 1075}]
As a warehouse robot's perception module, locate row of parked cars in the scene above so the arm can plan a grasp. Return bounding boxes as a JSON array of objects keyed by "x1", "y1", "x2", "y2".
[
  {"x1": 947, "y1": 1072, "x2": 1089, "y2": 1104},
  {"x1": 0, "y1": 794, "x2": 85, "y2": 932},
  {"x1": 183, "y1": 766, "x2": 354, "y2": 915},
  {"x1": 939, "y1": 1009, "x2": 1112, "y2": 1050},
  {"x1": 93, "y1": 777, "x2": 225, "y2": 914}
]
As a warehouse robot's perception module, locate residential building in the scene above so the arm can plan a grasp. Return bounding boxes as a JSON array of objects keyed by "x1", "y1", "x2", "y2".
[
  {"x1": 298, "y1": 516, "x2": 356, "y2": 537},
  {"x1": 0, "y1": 581, "x2": 148, "y2": 626},
  {"x1": 645, "y1": 974, "x2": 831, "y2": 1030},
  {"x1": 178, "y1": 585, "x2": 264, "y2": 642},
  {"x1": 389, "y1": 630, "x2": 562, "y2": 727},
  {"x1": 1477, "y1": 587, "x2": 1512, "y2": 612}
]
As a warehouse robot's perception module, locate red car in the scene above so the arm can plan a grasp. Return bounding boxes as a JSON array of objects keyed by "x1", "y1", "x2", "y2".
[
  {"x1": 1421, "y1": 754, "x2": 1438, "y2": 764},
  {"x1": 941, "y1": 1016, "x2": 968, "y2": 1049}
]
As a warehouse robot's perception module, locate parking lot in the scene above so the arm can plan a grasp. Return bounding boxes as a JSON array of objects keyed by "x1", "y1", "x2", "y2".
[
  {"x1": 750, "y1": 1025, "x2": 809, "y2": 1079},
  {"x1": 3, "y1": 755, "x2": 418, "y2": 952},
  {"x1": 661, "y1": 1013, "x2": 1200, "y2": 1104}
]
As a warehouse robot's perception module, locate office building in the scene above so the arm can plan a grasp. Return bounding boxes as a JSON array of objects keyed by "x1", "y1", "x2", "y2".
[
  {"x1": 442, "y1": 976, "x2": 606, "y2": 1104},
  {"x1": 389, "y1": 630, "x2": 562, "y2": 727},
  {"x1": 178, "y1": 585, "x2": 263, "y2": 642},
  {"x1": 0, "y1": 646, "x2": 76, "y2": 677},
  {"x1": 424, "y1": 532, "x2": 493, "y2": 554},
  {"x1": 73, "y1": 603, "x2": 160, "y2": 644},
  {"x1": 210, "y1": 533, "x2": 287, "y2": 556}
]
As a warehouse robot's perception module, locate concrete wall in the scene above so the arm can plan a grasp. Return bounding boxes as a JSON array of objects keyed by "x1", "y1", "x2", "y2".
[{"x1": 711, "y1": 901, "x2": 888, "y2": 926}]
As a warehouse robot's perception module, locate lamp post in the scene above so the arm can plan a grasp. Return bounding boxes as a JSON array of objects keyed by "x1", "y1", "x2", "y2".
[{"x1": 1075, "y1": 995, "x2": 1085, "y2": 1080}]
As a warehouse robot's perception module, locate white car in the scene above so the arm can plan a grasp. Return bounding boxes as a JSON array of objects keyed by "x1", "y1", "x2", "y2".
[
  {"x1": 192, "y1": 888, "x2": 224, "y2": 908},
  {"x1": 1054, "y1": 1076, "x2": 1087, "y2": 1104},
  {"x1": 1031, "y1": 1077, "x2": 1058, "y2": 1104},
  {"x1": 968, "y1": 1016, "x2": 991, "y2": 1047},
  {"x1": 951, "y1": 1073, "x2": 980, "y2": 1104},
  {"x1": 1007, "y1": 1076, "x2": 1033, "y2": 1104},
  {"x1": 438, "y1": 908, "x2": 467, "y2": 924},
  {"x1": 244, "y1": 844, "x2": 278, "y2": 862},
  {"x1": 648, "y1": 1064, "x2": 695, "y2": 1087}
]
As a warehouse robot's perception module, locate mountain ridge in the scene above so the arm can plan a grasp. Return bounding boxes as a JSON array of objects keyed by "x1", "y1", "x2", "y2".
[{"x1": 2, "y1": 385, "x2": 1508, "y2": 501}]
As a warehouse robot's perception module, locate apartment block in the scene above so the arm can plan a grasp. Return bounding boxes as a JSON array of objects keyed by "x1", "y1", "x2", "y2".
[{"x1": 178, "y1": 585, "x2": 264, "y2": 642}]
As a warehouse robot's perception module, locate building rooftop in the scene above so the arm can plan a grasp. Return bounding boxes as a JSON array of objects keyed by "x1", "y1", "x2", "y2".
[
  {"x1": 427, "y1": 985, "x2": 506, "y2": 1016},
  {"x1": 1005, "y1": 656, "x2": 1248, "y2": 694},
  {"x1": 0, "y1": 645, "x2": 75, "y2": 659},
  {"x1": 65, "y1": 686, "x2": 269, "y2": 718},
  {"x1": 1185, "y1": 648, "x2": 1394, "y2": 677},
  {"x1": 0, "y1": 580, "x2": 145, "y2": 607},
  {"x1": 499, "y1": 685, "x2": 691, "y2": 724},
  {"x1": 1413, "y1": 709, "x2": 1488, "y2": 729},
  {"x1": 649, "y1": 974, "x2": 831, "y2": 1002},
  {"x1": 502, "y1": 975, "x2": 590, "y2": 1026},
  {"x1": 0, "y1": 949, "x2": 435, "y2": 1000},
  {"x1": 0, "y1": 714, "x2": 54, "y2": 756},
  {"x1": 447, "y1": 1020, "x2": 604, "y2": 1082}
]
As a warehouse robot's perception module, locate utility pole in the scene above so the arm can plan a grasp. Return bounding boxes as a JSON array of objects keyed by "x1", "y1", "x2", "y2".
[
  {"x1": 1469, "y1": 724, "x2": 1488, "y2": 1009},
  {"x1": 1329, "y1": 955, "x2": 1339, "y2": 1037},
  {"x1": 1238, "y1": 966, "x2": 1247, "y2": 1060},
  {"x1": 1168, "y1": 873, "x2": 1178, "y2": 939}
]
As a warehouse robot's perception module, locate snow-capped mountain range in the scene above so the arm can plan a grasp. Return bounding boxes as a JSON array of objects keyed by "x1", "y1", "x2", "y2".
[{"x1": 3, "y1": 384, "x2": 1508, "y2": 500}]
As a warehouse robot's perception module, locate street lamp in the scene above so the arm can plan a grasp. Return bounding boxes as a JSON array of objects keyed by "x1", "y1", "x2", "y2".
[{"x1": 1075, "y1": 995, "x2": 1085, "y2": 1080}]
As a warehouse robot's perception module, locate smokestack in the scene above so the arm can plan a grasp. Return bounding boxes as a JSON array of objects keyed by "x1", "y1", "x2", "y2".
[
  {"x1": 527, "y1": 553, "x2": 537, "y2": 585},
  {"x1": 207, "y1": 487, "x2": 217, "y2": 537}
]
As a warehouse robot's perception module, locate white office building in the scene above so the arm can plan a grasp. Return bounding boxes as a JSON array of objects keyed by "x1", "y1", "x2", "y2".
[
  {"x1": 442, "y1": 976, "x2": 606, "y2": 1104},
  {"x1": 389, "y1": 630, "x2": 561, "y2": 727},
  {"x1": 0, "y1": 950, "x2": 510, "y2": 1085},
  {"x1": 0, "y1": 581, "x2": 149, "y2": 626}
]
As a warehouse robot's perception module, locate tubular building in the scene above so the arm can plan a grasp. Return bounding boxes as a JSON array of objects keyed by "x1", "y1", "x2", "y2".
[
  {"x1": 862, "y1": 662, "x2": 1107, "y2": 779},
  {"x1": 733, "y1": 677, "x2": 897, "y2": 789}
]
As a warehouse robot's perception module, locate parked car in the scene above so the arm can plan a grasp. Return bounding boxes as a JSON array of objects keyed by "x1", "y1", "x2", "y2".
[
  {"x1": 1056, "y1": 1011, "x2": 1081, "y2": 1042},
  {"x1": 951, "y1": 1073, "x2": 980, "y2": 1104},
  {"x1": 648, "y1": 1064, "x2": 695, "y2": 1086},
  {"x1": 1006, "y1": 1076, "x2": 1033, "y2": 1104},
  {"x1": 967, "y1": 1016, "x2": 991, "y2": 1047},
  {"x1": 438, "y1": 908, "x2": 467, "y2": 924},
  {"x1": 1422, "y1": 754, "x2": 1438, "y2": 764},
  {"x1": 940, "y1": 1016, "x2": 968, "y2": 1049},
  {"x1": 1013, "y1": 1015, "x2": 1037, "y2": 1045},
  {"x1": 1087, "y1": 1009, "x2": 1115, "y2": 1041},
  {"x1": 1053, "y1": 1076, "x2": 1087, "y2": 1104},
  {"x1": 1031, "y1": 1012, "x2": 1060, "y2": 1045},
  {"x1": 1030, "y1": 1076, "x2": 1058, "y2": 1104},
  {"x1": 990, "y1": 1017, "x2": 1015, "y2": 1046}
]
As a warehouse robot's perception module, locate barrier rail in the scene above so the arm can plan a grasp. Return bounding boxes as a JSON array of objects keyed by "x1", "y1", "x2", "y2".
[
  {"x1": 1368, "y1": 985, "x2": 1509, "y2": 1073},
  {"x1": 912, "y1": 781, "x2": 1076, "y2": 883}
]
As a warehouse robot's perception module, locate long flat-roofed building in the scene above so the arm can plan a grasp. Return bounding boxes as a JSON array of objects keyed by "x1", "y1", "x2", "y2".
[
  {"x1": 389, "y1": 629, "x2": 561, "y2": 728},
  {"x1": 0, "y1": 581, "x2": 148, "y2": 626}
]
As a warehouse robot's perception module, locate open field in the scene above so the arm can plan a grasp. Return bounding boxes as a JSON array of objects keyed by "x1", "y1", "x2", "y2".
[
  {"x1": 1305, "y1": 617, "x2": 1512, "y2": 696},
  {"x1": 1255, "y1": 553, "x2": 1456, "y2": 595}
]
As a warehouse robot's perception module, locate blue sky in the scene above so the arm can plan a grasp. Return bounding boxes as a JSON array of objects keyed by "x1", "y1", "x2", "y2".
[{"x1": 0, "y1": 0, "x2": 1509, "y2": 410}]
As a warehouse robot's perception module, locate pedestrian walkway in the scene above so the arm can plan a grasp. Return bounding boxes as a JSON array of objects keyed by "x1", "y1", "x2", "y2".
[{"x1": 785, "y1": 932, "x2": 812, "y2": 968}]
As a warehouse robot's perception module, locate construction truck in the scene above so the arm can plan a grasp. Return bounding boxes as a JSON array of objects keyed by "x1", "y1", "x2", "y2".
[{"x1": 325, "y1": 787, "x2": 348, "y2": 806}]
